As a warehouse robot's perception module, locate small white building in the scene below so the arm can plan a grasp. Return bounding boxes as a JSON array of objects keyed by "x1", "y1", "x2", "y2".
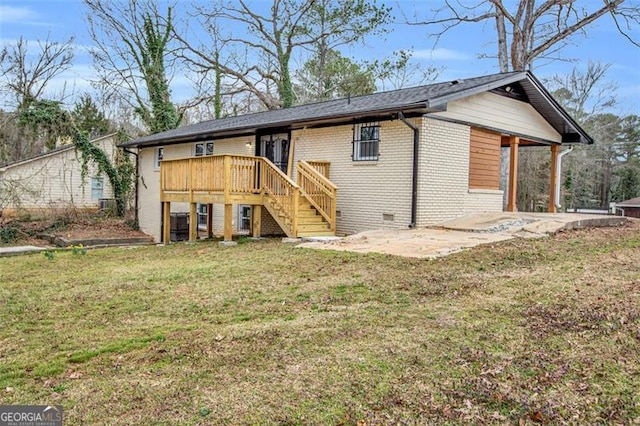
[{"x1": 0, "y1": 134, "x2": 117, "y2": 217}]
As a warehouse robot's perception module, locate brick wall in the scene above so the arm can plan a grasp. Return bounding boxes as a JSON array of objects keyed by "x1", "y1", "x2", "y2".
[{"x1": 292, "y1": 119, "x2": 416, "y2": 235}]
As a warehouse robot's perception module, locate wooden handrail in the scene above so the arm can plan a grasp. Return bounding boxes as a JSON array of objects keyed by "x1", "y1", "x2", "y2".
[
  {"x1": 297, "y1": 160, "x2": 337, "y2": 231},
  {"x1": 261, "y1": 158, "x2": 300, "y2": 235},
  {"x1": 161, "y1": 155, "x2": 262, "y2": 196},
  {"x1": 306, "y1": 160, "x2": 331, "y2": 179},
  {"x1": 160, "y1": 155, "x2": 322, "y2": 237}
]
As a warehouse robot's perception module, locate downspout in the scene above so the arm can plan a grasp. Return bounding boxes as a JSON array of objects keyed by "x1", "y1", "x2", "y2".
[
  {"x1": 397, "y1": 112, "x2": 419, "y2": 228},
  {"x1": 555, "y1": 146, "x2": 574, "y2": 210},
  {"x1": 123, "y1": 148, "x2": 139, "y2": 226}
]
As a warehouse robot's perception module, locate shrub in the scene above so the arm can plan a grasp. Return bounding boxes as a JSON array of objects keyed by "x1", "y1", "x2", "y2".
[{"x1": 0, "y1": 224, "x2": 19, "y2": 244}]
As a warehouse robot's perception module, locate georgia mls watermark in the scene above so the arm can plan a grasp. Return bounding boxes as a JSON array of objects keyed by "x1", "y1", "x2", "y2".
[{"x1": 0, "y1": 406, "x2": 62, "y2": 426}]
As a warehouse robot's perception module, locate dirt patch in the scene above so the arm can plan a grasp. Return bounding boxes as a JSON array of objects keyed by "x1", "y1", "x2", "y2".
[
  {"x1": 1, "y1": 216, "x2": 148, "y2": 247},
  {"x1": 48, "y1": 218, "x2": 147, "y2": 240}
]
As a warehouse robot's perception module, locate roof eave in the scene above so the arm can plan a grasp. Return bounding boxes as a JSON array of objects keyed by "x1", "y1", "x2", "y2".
[
  {"x1": 426, "y1": 71, "x2": 593, "y2": 145},
  {"x1": 122, "y1": 104, "x2": 434, "y2": 148},
  {"x1": 523, "y1": 72, "x2": 593, "y2": 145}
]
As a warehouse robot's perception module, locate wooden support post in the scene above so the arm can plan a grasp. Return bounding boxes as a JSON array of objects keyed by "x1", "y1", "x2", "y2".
[
  {"x1": 292, "y1": 189, "x2": 299, "y2": 238},
  {"x1": 548, "y1": 144, "x2": 560, "y2": 213},
  {"x1": 506, "y1": 136, "x2": 520, "y2": 212},
  {"x1": 223, "y1": 203, "x2": 233, "y2": 242},
  {"x1": 223, "y1": 155, "x2": 231, "y2": 204},
  {"x1": 189, "y1": 203, "x2": 198, "y2": 242},
  {"x1": 251, "y1": 204, "x2": 262, "y2": 238},
  {"x1": 206, "y1": 203, "x2": 214, "y2": 238},
  {"x1": 162, "y1": 201, "x2": 171, "y2": 244},
  {"x1": 287, "y1": 137, "x2": 295, "y2": 178}
]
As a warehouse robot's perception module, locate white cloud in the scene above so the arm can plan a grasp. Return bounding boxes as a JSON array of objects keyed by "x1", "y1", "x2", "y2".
[
  {"x1": 0, "y1": 5, "x2": 38, "y2": 23},
  {"x1": 412, "y1": 48, "x2": 471, "y2": 61}
]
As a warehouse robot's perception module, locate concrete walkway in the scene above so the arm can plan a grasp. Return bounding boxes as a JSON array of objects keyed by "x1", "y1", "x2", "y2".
[
  {"x1": 0, "y1": 245, "x2": 50, "y2": 257},
  {"x1": 297, "y1": 213, "x2": 628, "y2": 259}
]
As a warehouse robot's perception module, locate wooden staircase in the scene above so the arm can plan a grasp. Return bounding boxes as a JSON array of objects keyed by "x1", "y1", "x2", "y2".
[
  {"x1": 263, "y1": 193, "x2": 334, "y2": 238},
  {"x1": 160, "y1": 155, "x2": 336, "y2": 241},
  {"x1": 296, "y1": 197, "x2": 335, "y2": 237},
  {"x1": 261, "y1": 159, "x2": 337, "y2": 238}
]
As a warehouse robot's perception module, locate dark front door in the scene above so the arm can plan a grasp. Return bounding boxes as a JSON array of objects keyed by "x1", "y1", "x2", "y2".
[{"x1": 259, "y1": 133, "x2": 290, "y2": 174}]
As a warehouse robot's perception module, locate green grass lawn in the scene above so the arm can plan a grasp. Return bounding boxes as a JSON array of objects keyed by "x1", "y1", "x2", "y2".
[{"x1": 1, "y1": 224, "x2": 639, "y2": 424}]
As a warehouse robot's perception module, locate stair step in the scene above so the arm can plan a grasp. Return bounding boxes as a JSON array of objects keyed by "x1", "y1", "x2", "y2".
[
  {"x1": 297, "y1": 223, "x2": 330, "y2": 232},
  {"x1": 297, "y1": 230, "x2": 335, "y2": 237},
  {"x1": 297, "y1": 210, "x2": 319, "y2": 218},
  {"x1": 297, "y1": 216, "x2": 325, "y2": 225}
]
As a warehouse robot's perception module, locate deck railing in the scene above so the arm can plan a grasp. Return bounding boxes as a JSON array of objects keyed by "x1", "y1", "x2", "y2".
[
  {"x1": 297, "y1": 160, "x2": 337, "y2": 231},
  {"x1": 306, "y1": 160, "x2": 331, "y2": 179},
  {"x1": 161, "y1": 154, "x2": 263, "y2": 194},
  {"x1": 160, "y1": 155, "x2": 334, "y2": 237},
  {"x1": 262, "y1": 160, "x2": 300, "y2": 232}
]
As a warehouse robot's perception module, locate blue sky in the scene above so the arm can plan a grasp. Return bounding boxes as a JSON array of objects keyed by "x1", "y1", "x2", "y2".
[{"x1": 1, "y1": 0, "x2": 639, "y2": 115}]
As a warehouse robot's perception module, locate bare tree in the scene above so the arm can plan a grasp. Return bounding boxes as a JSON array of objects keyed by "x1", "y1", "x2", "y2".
[
  {"x1": 547, "y1": 62, "x2": 617, "y2": 122},
  {"x1": 0, "y1": 36, "x2": 75, "y2": 161},
  {"x1": 177, "y1": 0, "x2": 391, "y2": 110},
  {"x1": 84, "y1": 0, "x2": 181, "y2": 133},
  {"x1": 408, "y1": 0, "x2": 640, "y2": 71},
  {"x1": 0, "y1": 35, "x2": 75, "y2": 109}
]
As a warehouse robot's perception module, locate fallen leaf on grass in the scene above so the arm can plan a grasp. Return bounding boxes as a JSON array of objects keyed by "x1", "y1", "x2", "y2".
[{"x1": 529, "y1": 411, "x2": 544, "y2": 423}]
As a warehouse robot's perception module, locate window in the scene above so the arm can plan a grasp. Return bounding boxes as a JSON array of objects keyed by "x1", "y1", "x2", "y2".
[
  {"x1": 91, "y1": 177, "x2": 104, "y2": 200},
  {"x1": 194, "y1": 142, "x2": 214, "y2": 157},
  {"x1": 154, "y1": 147, "x2": 164, "y2": 170},
  {"x1": 353, "y1": 122, "x2": 380, "y2": 161}
]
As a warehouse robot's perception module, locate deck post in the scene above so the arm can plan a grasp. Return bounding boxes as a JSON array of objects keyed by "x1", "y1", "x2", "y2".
[
  {"x1": 251, "y1": 204, "x2": 262, "y2": 238},
  {"x1": 223, "y1": 155, "x2": 231, "y2": 204},
  {"x1": 223, "y1": 203, "x2": 233, "y2": 242},
  {"x1": 206, "y1": 203, "x2": 214, "y2": 238},
  {"x1": 162, "y1": 201, "x2": 171, "y2": 244},
  {"x1": 506, "y1": 136, "x2": 520, "y2": 212},
  {"x1": 189, "y1": 203, "x2": 198, "y2": 242},
  {"x1": 548, "y1": 144, "x2": 560, "y2": 213},
  {"x1": 292, "y1": 189, "x2": 299, "y2": 237}
]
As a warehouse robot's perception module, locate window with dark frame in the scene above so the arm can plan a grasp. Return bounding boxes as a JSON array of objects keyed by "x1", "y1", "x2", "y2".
[
  {"x1": 155, "y1": 147, "x2": 164, "y2": 170},
  {"x1": 195, "y1": 142, "x2": 214, "y2": 156},
  {"x1": 352, "y1": 122, "x2": 380, "y2": 161}
]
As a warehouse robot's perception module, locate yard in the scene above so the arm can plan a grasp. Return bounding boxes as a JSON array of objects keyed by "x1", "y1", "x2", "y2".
[{"x1": 0, "y1": 222, "x2": 638, "y2": 424}]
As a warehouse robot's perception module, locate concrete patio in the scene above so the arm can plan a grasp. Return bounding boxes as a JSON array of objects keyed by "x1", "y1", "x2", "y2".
[{"x1": 296, "y1": 212, "x2": 629, "y2": 259}]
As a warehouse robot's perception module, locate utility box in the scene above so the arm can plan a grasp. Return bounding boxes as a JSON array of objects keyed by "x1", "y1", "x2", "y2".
[{"x1": 170, "y1": 213, "x2": 189, "y2": 241}]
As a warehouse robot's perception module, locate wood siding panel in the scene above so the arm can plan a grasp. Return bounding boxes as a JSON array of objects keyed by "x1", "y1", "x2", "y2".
[{"x1": 469, "y1": 128, "x2": 501, "y2": 190}]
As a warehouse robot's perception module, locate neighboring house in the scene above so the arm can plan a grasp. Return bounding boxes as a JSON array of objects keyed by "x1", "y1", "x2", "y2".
[
  {"x1": 0, "y1": 134, "x2": 117, "y2": 217},
  {"x1": 122, "y1": 71, "x2": 592, "y2": 243},
  {"x1": 615, "y1": 197, "x2": 640, "y2": 218}
]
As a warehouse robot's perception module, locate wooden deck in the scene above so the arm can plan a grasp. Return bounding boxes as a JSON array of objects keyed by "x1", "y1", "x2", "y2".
[{"x1": 160, "y1": 155, "x2": 337, "y2": 242}]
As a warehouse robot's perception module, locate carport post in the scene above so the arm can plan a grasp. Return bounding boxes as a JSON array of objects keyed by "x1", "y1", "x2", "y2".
[
  {"x1": 506, "y1": 136, "x2": 520, "y2": 212},
  {"x1": 548, "y1": 144, "x2": 560, "y2": 213}
]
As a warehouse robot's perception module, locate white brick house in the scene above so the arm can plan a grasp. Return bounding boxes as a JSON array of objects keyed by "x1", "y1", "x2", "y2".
[
  {"x1": 122, "y1": 71, "x2": 591, "y2": 243},
  {"x1": 0, "y1": 134, "x2": 117, "y2": 217}
]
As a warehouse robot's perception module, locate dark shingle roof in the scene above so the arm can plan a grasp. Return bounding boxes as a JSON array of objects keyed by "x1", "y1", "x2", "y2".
[{"x1": 122, "y1": 71, "x2": 591, "y2": 148}]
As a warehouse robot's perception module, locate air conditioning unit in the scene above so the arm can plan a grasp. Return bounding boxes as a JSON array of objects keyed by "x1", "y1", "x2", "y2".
[{"x1": 98, "y1": 198, "x2": 116, "y2": 214}]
